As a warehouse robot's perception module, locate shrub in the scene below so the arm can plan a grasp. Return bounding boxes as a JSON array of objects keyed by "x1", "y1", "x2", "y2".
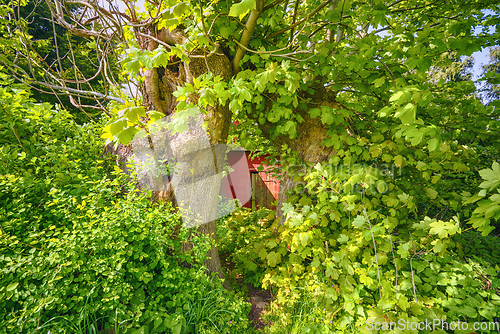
[
  {"x1": 217, "y1": 208, "x2": 274, "y2": 288},
  {"x1": 221, "y1": 161, "x2": 500, "y2": 333},
  {"x1": 0, "y1": 86, "x2": 252, "y2": 334}
]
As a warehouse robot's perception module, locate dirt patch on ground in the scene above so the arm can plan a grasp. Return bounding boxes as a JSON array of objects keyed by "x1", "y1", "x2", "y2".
[
  {"x1": 220, "y1": 253, "x2": 273, "y2": 330},
  {"x1": 247, "y1": 286, "x2": 273, "y2": 329}
]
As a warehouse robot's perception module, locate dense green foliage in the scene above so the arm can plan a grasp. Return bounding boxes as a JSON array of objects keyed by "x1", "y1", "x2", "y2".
[
  {"x1": 221, "y1": 205, "x2": 500, "y2": 333},
  {"x1": 218, "y1": 151, "x2": 500, "y2": 332},
  {"x1": 0, "y1": 84, "x2": 252, "y2": 334},
  {"x1": 1, "y1": 0, "x2": 499, "y2": 333},
  {"x1": 482, "y1": 46, "x2": 500, "y2": 103}
]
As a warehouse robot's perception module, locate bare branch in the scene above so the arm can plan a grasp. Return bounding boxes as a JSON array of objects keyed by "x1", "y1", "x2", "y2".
[
  {"x1": 289, "y1": 0, "x2": 300, "y2": 44},
  {"x1": 267, "y1": 0, "x2": 331, "y2": 39},
  {"x1": 44, "y1": 0, "x2": 105, "y2": 39},
  {"x1": 232, "y1": 37, "x2": 312, "y2": 58},
  {"x1": 137, "y1": 31, "x2": 173, "y2": 50},
  {"x1": 36, "y1": 81, "x2": 125, "y2": 103},
  {"x1": 387, "y1": 0, "x2": 405, "y2": 8},
  {"x1": 263, "y1": 0, "x2": 285, "y2": 11},
  {"x1": 66, "y1": 0, "x2": 123, "y2": 35}
]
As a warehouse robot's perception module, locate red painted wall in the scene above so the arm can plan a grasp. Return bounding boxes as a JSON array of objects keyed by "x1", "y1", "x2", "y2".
[{"x1": 219, "y1": 151, "x2": 280, "y2": 209}]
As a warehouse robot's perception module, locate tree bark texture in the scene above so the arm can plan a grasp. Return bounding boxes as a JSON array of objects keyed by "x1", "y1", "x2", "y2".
[
  {"x1": 258, "y1": 87, "x2": 353, "y2": 222},
  {"x1": 134, "y1": 27, "x2": 233, "y2": 276}
]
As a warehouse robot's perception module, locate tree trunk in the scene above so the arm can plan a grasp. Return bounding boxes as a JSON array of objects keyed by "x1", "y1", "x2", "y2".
[
  {"x1": 260, "y1": 87, "x2": 349, "y2": 222},
  {"x1": 135, "y1": 28, "x2": 233, "y2": 276}
]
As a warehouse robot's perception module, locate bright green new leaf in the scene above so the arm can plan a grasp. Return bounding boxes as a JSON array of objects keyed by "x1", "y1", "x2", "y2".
[
  {"x1": 395, "y1": 103, "x2": 416, "y2": 124},
  {"x1": 151, "y1": 50, "x2": 170, "y2": 67},
  {"x1": 6, "y1": 282, "x2": 18, "y2": 291},
  {"x1": 426, "y1": 187, "x2": 438, "y2": 199},
  {"x1": 389, "y1": 90, "x2": 404, "y2": 103},
  {"x1": 229, "y1": 0, "x2": 256, "y2": 19},
  {"x1": 352, "y1": 215, "x2": 366, "y2": 228}
]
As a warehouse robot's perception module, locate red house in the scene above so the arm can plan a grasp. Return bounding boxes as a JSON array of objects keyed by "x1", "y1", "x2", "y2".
[{"x1": 219, "y1": 149, "x2": 280, "y2": 210}]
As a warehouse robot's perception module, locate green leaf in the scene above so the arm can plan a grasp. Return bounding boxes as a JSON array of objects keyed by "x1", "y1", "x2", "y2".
[
  {"x1": 122, "y1": 106, "x2": 146, "y2": 123},
  {"x1": 376, "y1": 181, "x2": 387, "y2": 193},
  {"x1": 116, "y1": 126, "x2": 139, "y2": 145},
  {"x1": 339, "y1": 276, "x2": 355, "y2": 292},
  {"x1": 267, "y1": 251, "x2": 281, "y2": 267},
  {"x1": 395, "y1": 103, "x2": 416, "y2": 124},
  {"x1": 426, "y1": 187, "x2": 438, "y2": 199},
  {"x1": 326, "y1": 265, "x2": 339, "y2": 279},
  {"x1": 394, "y1": 155, "x2": 405, "y2": 168},
  {"x1": 172, "y1": 2, "x2": 190, "y2": 17},
  {"x1": 397, "y1": 243, "x2": 410, "y2": 258},
  {"x1": 154, "y1": 318, "x2": 162, "y2": 329},
  {"x1": 282, "y1": 202, "x2": 294, "y2": 216},
  {"x1": 283, "y1": 120, "x2": 297, "y2": 138},
  {"x1": 6, "y1": 282, "x2": 18, "y2": 291},
  {"x1": 124, "y1": 59, "x2": 142, "y2": 75},
  {"x1": 151, "y1": 51, "x2": 170, "y2": 67},
  {"x1": 109, "y1": 119, "x2": 127, "y2": 135},
  {"x1": 389, "y1": 90, "x2": 404, "y2": 103},
  {"x1": 172, "y1": 323, "x2": 182, "y2": 334},
  {"x1": 337, "y1": 234, "x2": 349, "y2": 243},
  {"x1": 373, "y1": 77, "x2": 385, "y2": 88},
  {"x1": 352, "y1": 215, "x2": 366, "y2": 228},
  {"x1": 309, "y1": 108, "x2": 321, "y2": 118},
  {"x1": 147, "y1": 111, "x2": 165, "y2": 123},
  {"x1": 229, "y1": 0, "x2": 256, "y2": 19},
  {"x1": 131, "y1": 326, "x2": 148, "y2": 334},
  {"x1": 479, "y1": 163, "x2": 500, "y2": 191},
  {"x1": 428, "y1": 138, "x2": 439, "y2": 152},
  {"x1": 378, "y1": 106, "x2": 392, "y2": 117},
  {"x1": 321, "y1": 111, "x2": 334, "y2": 125}
]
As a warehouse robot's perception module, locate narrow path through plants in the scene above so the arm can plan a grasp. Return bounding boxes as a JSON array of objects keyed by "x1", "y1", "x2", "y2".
[{"x1": 221, "y1": 253, "x2": 273, "y2": 330}]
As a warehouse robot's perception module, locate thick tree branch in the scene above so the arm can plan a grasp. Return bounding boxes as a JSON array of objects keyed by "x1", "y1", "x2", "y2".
[
  {"x1": 232, "y1": 0, "x2": 266, "y2": 74},
  {"x1": 44, "y1": 0, "x2": 105, "y2": 39}
]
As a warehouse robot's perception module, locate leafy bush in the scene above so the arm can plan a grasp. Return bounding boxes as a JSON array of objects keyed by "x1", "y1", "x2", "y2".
[
  {"x1": 0, "y1": 86, "x2": 252, "y2": 334},
  {"x1": 218, "y1": 208, "x2": 274, "y2": 288},
  {"x1": 222, "y1": 161, "x2": 500, "y2": 333},
  {"x1": 463, "y1": 161, "x2": 500, "y2": 234},
  {"x1": 455, "y1": 231, "x2": 500, "y2": 266}
]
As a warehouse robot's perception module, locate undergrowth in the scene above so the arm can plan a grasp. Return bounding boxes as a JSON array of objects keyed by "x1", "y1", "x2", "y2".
[{"x1": 0, "y1": 87, "x2": 252, "y2": 334}]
